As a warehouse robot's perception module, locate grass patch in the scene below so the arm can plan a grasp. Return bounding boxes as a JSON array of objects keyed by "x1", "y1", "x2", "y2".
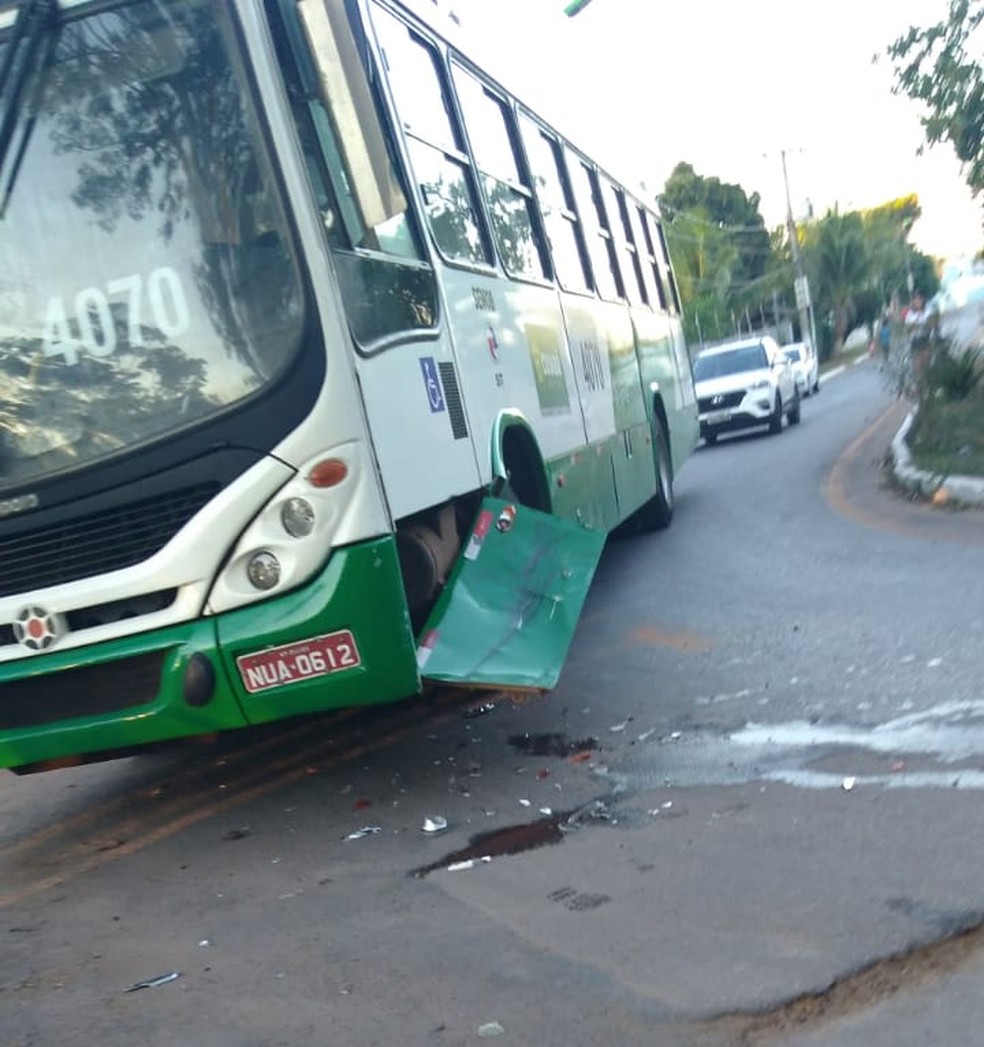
[
  {"x1": 819, "y1": 342, "x2": 871, "y2": 374},
  {"x1": 909, "y1": 384, "x2": 984, "y2": 478},
  {"x1": 817, "y1": 339, "x2": 984, "y2": 481}
]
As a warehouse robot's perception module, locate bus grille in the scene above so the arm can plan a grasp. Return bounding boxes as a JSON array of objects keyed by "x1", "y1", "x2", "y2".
[
  {"x1": 0, "y1": 650, "x2": 165, "y2": 731},
  {"x1": 0, "y1": 484, "x2": 220, "y2": 598}
]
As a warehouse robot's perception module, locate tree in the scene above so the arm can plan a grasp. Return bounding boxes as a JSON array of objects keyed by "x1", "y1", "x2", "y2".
[
  {"x1": 796, "y1": 196, "x2": 940, "y2": 359},
  {"x1": 860, "y1": 195, "x2": 919, "y2": 310},
  {"x1": 887, "y1": 1, "x2": 984, "y2": 208},
  {"x1": 802, "y1": 209, "x2": 871, "y2": 356},
  {"x1": 663, "y1": 205, "x2": 739, "y2": 344},
  {"x1": 660, "y1": 163, "x2": 784, "y2": 344},
  {"x1": 660, "y1": 162, "x2": 771, "y2": 296}
]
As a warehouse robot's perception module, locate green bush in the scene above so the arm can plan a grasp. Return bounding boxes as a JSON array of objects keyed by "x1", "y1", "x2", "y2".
[
  {"x1": 911, "y1": 381, "x2": 984, "y2": 478},
  {"x1": 924, "y1": 346, "x2": 982, "y2": 402}
]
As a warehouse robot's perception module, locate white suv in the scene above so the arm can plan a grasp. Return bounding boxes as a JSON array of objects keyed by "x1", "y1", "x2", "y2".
[
  {"x1": 782, "y1": 341, "x2": 820, "y2": 397},
  {"x1": 693, "y1": 336, "x2": 800, "y2": 445}
]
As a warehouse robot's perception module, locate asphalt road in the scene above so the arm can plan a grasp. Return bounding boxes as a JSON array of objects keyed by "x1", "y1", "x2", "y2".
[{"x1": 2, "y1": 357, "x2": 984, "y2": 1047}]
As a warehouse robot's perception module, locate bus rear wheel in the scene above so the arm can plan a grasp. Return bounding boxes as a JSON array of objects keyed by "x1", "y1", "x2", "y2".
[{"x1": 634, "y1": 423, "x2": 674, "y2": 531}]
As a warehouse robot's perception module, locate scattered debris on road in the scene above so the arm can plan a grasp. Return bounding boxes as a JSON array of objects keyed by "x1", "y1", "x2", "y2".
[
  {"x1": 124, "y1": 972, "x2": 181, "y2": 993},
  {"x1": 421, "y1": 815, "x2": 448, "y2": 834},
  {"x1": 508, "y1": 732, "x2": 598, "y2": 758},
  {"x1": 464, "y1": 702, "x2": 496, "y2": 719},
  {"x1": 344, "y1": 826, "x2": 382, "y2": 840},
  {"x1": 447, "y1": 856, "x2": 492, "y2": 872}
]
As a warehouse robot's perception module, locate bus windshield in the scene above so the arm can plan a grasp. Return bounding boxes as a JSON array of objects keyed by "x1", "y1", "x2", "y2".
[{"x1": 0, "y1": 0, "x2": 304, "y2": 492}]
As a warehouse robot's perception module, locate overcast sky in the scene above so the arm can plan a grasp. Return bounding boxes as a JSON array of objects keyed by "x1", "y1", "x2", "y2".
[{"x1": 427, "y1": 0, "x2": 982, "y2": 261}]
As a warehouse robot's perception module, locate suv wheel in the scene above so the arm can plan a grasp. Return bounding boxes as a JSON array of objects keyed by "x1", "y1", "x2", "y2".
[
  {"x1": 788, "y1": 392, "x2": 801, "y2": 425},
  {"x1": 768, "y1": 394, "x2": 783, "y2": 434}
]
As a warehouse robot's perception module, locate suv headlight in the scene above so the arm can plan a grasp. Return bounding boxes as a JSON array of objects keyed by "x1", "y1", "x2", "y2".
[{"x1": 749, "y1": 379, "x2": 771, "y2": 391}]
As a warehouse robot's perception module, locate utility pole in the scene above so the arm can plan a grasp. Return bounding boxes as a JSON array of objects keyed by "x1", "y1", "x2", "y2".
[{"x1": 780, "y1": 149, "x2": 817, "y2": 354}]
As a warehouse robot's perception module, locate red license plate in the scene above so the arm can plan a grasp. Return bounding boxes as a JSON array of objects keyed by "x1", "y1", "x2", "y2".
[{"x1": 237, "y1": 630, "x2": 361, "y2": 694}]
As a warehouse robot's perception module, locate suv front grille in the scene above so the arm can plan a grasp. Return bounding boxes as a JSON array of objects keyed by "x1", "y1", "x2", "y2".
[
  {"x1": 698, "y1": 391, "x2": 745, "y2": 412},
  {"x1": 0, "y1": 484, "x2": 220, "y2": 598}
]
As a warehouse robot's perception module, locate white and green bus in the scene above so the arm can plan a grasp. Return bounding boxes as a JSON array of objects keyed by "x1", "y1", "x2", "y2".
[{"x1": 0, "y1": 0, "x2": 697, "y2": 771}]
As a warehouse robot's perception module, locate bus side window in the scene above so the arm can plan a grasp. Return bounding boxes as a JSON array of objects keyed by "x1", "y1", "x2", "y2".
[
  {"x1": 452, "y1": 66, "x2": 548, "y2": 282},
  {"x1": 266, "y1": 0, "x2": 438, "y2": 347},
  {"x1": 568, "y1": 153, "x2": 622, "y2": 302},
  {"x1": 370, "y1": 6, "x2": 490, "y2": 268},
  {"x1": 654, "y1": 218, "x2": 682, "y2": 315},
  {"x1": 603, "y1": 180, "x2": 645, "y2": 307},
  {"x1": 631, "y1": 204, "x2": 663, "y2": 311},
  {"x1": 519, "y1": 114, "x2": 591, "y2": 294},
  {"x1": 265, "y1": 9, "x2": 346, "y2": 250},
  {"x1": 640, "y1": 211, "x2": 670, "y2": 312}
]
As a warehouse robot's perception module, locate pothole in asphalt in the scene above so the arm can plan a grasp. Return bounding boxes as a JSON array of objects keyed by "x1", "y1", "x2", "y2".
[{"x1": 507, "y1": 733, "x2": 598, "y2": 758}]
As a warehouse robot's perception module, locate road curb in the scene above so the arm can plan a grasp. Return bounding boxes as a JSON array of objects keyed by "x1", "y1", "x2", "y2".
[
  {"x1": 890, "y1": 407, "x2": 984, "y2": 508},
  {"x1": 822, "y1": 354, "x2": 984, "y2": 509}
]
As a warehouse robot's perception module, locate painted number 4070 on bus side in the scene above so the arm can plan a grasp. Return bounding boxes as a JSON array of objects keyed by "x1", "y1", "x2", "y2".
[{"x1": 236, "y1": 630, "x2": 361, "y2": 694}]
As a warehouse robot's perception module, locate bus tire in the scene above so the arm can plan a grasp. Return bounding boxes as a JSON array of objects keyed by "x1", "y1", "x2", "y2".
[{"x1": 635, "y1": 422, "x2": 674, "y2": 531}]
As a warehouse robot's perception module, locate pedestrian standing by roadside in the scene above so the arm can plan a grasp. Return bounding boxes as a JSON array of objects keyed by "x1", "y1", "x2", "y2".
[
  {"x1": 904, "y1": 290, "x2": 934, "y2": 394},
  {"x1": 877, "y1": 312, "x2": 892, "y2": 370},
  {"x1": 904, "y1": 290, "x2": 929, "y2": 327}
]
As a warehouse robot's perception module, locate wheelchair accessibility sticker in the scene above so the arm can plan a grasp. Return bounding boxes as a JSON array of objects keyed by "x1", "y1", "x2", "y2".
[{"x1": 419, "y1": 356, "x2": 445, "y2": 413}]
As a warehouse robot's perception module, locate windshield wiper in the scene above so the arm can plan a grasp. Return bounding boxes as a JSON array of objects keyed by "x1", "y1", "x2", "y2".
[{"x1": 0, "y1": 0, "x2": 57, "y2": 216}]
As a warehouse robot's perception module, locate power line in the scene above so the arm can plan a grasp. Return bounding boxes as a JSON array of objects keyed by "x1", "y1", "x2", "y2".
[{"x1": 666, "y1": 213, "x2": 776, "y2": 235}]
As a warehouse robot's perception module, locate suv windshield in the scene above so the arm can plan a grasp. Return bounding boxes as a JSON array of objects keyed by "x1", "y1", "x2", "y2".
[
  {"x1": 0, "y1": 0, "x2": 304, "y2": 492},
  {"x1": 693, "y1": 344, "x2": 768, "y2": 380}
]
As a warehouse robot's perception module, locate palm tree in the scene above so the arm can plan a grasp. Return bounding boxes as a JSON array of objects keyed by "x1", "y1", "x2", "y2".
[
  {"x1": 804, "y1": 210, "x2": 871, "y2": 355},
  {"x1": 664, "y1": 206, "x2": 739, "y2": 344}
]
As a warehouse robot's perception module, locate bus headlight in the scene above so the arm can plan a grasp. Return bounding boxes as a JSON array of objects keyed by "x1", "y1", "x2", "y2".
[
  {"x1": 246, "y1": 551, "x2": 281, "y2": 591},
  {"x1": 281, "y1": 497, "x2": 315, "y2": 538},
  {"x1": 205, "y1": 442, "x2": 387, "y2": 616}
]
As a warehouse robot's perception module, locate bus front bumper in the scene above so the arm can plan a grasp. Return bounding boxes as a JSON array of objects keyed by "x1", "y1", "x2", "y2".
[{"x1": 0, "y1": 537, "x2": 419, "y2": 771}]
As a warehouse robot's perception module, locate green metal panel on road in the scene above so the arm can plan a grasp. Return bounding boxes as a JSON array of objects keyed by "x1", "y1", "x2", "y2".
[{"x1": 416, "y1": 497, "x2": 606, "y2": 689}]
